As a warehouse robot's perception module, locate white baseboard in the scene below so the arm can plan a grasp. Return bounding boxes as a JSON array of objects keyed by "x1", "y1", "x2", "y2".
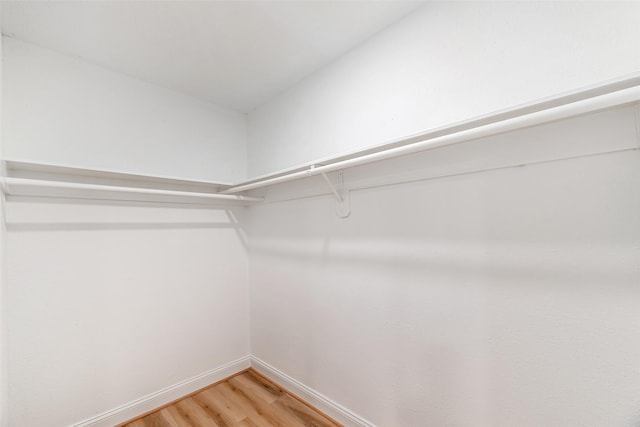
[
  {"x1": 70, "y1": 355, "x2": 373, "y2": 427},
  {"x1": 250, "y1": 355, "x2": 376, "y2": 427},
  {"x1": 71, "y1": 355, "x2": 251, "y2": 427}
]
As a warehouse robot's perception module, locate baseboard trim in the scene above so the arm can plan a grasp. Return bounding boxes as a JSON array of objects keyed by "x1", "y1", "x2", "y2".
[
  {"x1": 71, "y1": 355, "x2": 251, "y2": 427},
  {"x1": 250, "y1": 356, "x2": 376, "y2": 427}
]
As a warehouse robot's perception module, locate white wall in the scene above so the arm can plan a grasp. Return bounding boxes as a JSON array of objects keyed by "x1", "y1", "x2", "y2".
[
  {"x1": 0, "y1": 13, "x2": 8, "y2": 427},
  {"x1": 247, "y1": 106, "x2": 640, "y2": 426},
  {"x1": 5, "y1": 201, "x2": 250, "y2": 426},
  {"x1": 2, "y1": 37, "x2": 248, "y2": 183},
  {"x1": 0, "y1": 190, "x2": 6, "y2": 427},
  {"x1": 0, "y1": 192, "x2": 5, "y2": 427},
  {"x1": 1, "y1": 36, "x2": 253, "y2": 427},
  {"x1": 247, "y1": 1, "x2": 640, "y2": 177}
]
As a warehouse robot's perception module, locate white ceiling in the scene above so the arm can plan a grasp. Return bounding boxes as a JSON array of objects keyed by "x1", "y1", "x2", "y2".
[{"x1": 1, "y1": 1, "x2": 420, "y2": 112}]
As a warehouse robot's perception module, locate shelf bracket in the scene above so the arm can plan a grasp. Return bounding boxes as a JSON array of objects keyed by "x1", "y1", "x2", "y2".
[{"x1": 320, "y1": 170, "x2": 350, "y2": 218}]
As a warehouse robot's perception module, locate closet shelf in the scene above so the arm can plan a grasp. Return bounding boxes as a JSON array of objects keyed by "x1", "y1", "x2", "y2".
[
  {"x1": 1, "y1": 177, "x2": 263, "y2": 206},
  {"x1": 0, "y1": 161, "x2": 262, "y2": 207},
  {"x1": 3, "y1": 74, "x2": 639, "y2": 207},
  {"x1": 223, "y1": 73, "x2": 640, "y2": 194}
]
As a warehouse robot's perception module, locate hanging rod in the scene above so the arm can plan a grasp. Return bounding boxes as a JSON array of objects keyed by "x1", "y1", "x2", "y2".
[
  {"x1": 1, "y1": 177, "x2": 263, "y2": 205},
  {"x1": 222, "y1": 78, "x2": 640, "y2": 195}
]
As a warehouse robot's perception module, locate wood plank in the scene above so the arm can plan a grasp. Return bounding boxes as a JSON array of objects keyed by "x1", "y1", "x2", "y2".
[
  {"x1": 215, "y1": 382, "x2": 281, "y2": 426},
  {"x1": 203, "y1": 387, "x2": 250, "y2": 422},
  {"x1": 222, "y1": 380, "x2": 305, "y2": 426},
  {"x1": 274, "y1": 394, "x2": 342, "y2": 427},
  {"x1": 120, "y1": 368, "x2": 343, "y2": 427},
  {"x1": 175, "y1": 397, "x2": 221, "y2": 427},
  {"x1": 244, "y1": 371, "x2": 284, "y2": 397},
  {"x1": 141, "y1": 411, "x2": 173, "y2": 427},
  {"x1": 228, "y1": 371, "x2": 283, "y2": 404},
  {"x1": 162, "y1": 406, "x2": 193, "y2": 427},
  {"x1": 155, "y1": 408, "x2": 183, "y2": 427},
  {"x1": 250, "y1": 369, "x2": 343, "y2": 427},
  {"x1": 192, "y1": 391, "x2": 236, "y2": 427},
  {"x1": 236, "y1": 419, "x2": 260, "y2": 427}
]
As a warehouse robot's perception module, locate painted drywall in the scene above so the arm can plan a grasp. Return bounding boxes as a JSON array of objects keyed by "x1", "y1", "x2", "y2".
[
  {"x1": 247, "y1": 107, "x2": 640, "y2": 426},
  {"x1": 0, "y1": 189, "x2": 7, "y2": 427},
  {"x1": 5, "y1": 202, "x2": 250, "y2": 426},
  {"x1": 0, "y1": 13, "x2": 8, "y2": 427},
  {"x1": 0, "y1": 189, "x2": 6, "y2": 427},
  {"x1": 247, "y1": 1, "x2": 640, "y2": 177},
  {"x1": 1, "y1": 37, "x2": 248, "y2": 183},
  {"x1": 2, "y1": 36, "x2": 253, "y2": 426}
]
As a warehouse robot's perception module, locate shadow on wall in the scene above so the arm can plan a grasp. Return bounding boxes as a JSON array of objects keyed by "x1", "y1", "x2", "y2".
[
  {"x1": 3, "y1": 197, "x2": 249, "y2": 242},
  {"x1": 250, "y1": 236, "x2": 637, "y2": 288},
  {"x1": 247, "y1": 149, "x2": 640, "y2": 426},
  {"x1": 250, "y1": 231, "x2": 640, "y2": 425}
]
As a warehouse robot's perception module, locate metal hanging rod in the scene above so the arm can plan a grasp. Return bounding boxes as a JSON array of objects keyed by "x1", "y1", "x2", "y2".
[
  {"x1": 1, "y1": 177, "x2": 263, "y2": 205},
  {"x1": 222, "y1": 76, "x2": 640, "y2": 195},
  {"x1": 3, "y1": 74, "x2": 639, "y2": 202}
]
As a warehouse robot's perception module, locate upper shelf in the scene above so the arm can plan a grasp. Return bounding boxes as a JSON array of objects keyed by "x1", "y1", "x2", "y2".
[
  {"x1": 2, "y1": 73, "x2": 639, "y2": 206},
  {"x1": 224, "y1": 72, "x2": 640, "y2": 194},
  {"x1": 1, "y1": 160, "x2": 263, "y2": 207}
]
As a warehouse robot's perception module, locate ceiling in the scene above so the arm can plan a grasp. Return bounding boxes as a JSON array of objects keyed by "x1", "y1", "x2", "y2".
[{"x1": 1, "y1": 1, "x2": 421, "y2": 112}]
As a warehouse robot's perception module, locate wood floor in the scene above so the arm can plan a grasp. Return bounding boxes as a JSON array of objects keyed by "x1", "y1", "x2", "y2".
[{"x1": 120, "y1": 369, "x2": 342, "y2": 427}]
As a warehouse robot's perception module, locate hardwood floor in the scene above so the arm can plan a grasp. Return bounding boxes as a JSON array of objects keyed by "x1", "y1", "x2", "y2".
[{"x1": 120, "y1": 369, "x2": 342, "y2": 427}]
